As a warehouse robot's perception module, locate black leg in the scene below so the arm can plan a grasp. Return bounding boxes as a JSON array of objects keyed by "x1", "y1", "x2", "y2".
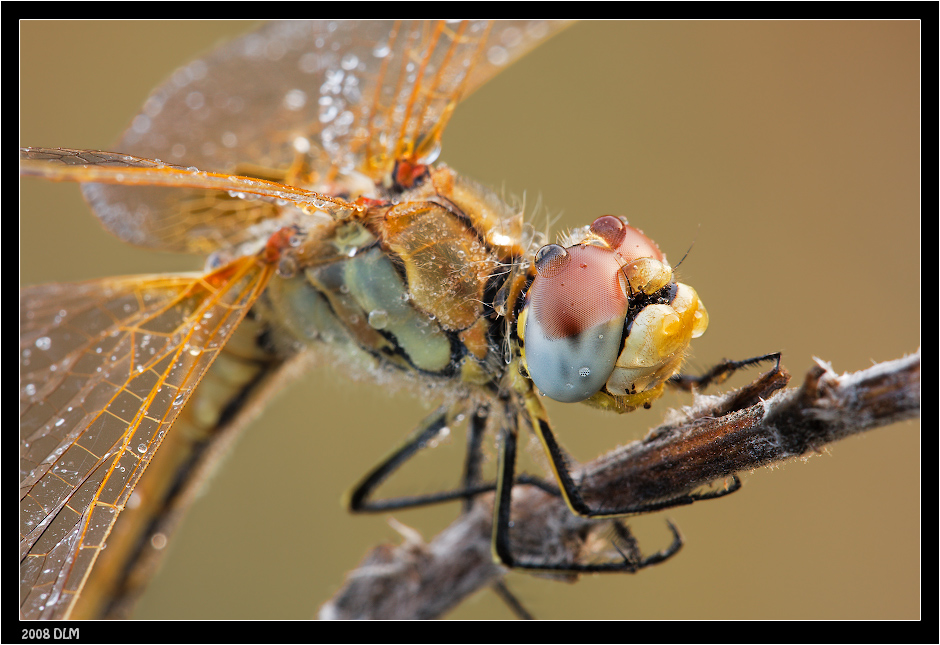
[
  {"x1": 606, "y1": 520, "x2": 683, "y2": 571},
  {"x1": 524, "y1": 388, "x2": 741, "y2": 520},
  {"x1": 492, "y1": 421, "x2": 519, "y2": 567},
  {"x1": 346, "y1": 405, "x2": 496, "y2": 513},
  {"x1": 490, "y1": 580, "x2": 534, "y2": 620},
  {"x1": 669, "y1": 351, "x2": 781, "y2": 392},
  {"x1": 492, "y1": 413, "x2": 688, "y2": 572},
  {"x1": 490, "y1": 389, "x2": 737, "y2": 572},
  {"x1": 461, "y1": 407, "x2": 488, "y2": 513}
]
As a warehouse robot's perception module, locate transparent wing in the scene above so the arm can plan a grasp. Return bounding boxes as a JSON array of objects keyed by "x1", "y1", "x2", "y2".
[
  {"x1": 79, "y1": 20, "x2": 569, "y2": 253},
  {"x1": 19, "y1": 257, "x2": 274, "y2": 619},
  {"x1": 20, "y1": 146, "x2": 362, "y2": 255}
]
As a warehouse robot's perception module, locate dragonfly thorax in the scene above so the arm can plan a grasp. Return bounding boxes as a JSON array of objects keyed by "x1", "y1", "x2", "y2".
[{"x1": 259, "y1": 165, "x2": 536, "y2": 398}]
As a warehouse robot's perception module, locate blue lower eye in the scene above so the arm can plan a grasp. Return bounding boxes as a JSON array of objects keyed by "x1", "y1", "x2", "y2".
[{"x1": 523, "y1": 314, "x2": 623, "y2": 402}]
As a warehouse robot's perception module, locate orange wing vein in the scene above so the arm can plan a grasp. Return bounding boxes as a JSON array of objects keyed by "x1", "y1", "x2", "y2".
[
  {"x1": 72, "y1": 21, "x2": 569, "y2": 254},
  {"x1": 20, "y1": 257, "x2": 274, "y2": 619}
]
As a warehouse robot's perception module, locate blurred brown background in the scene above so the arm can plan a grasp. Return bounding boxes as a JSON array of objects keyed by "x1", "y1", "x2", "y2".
[{"x1": 20, "y1": 21, "x2": 919, "y2": 619}]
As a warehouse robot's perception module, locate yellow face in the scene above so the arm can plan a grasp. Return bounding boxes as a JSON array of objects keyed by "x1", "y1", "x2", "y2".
[{"x1": 520, "y1": 215, "x2": 707, "y2": 411}]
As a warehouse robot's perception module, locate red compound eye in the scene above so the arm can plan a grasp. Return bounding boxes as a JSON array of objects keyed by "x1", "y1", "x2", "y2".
[
  {"x1": 615, "y1": 223, "x2": 664, "y2": 264},
  {"x1": 589, "y1": 215, "x2": 664, "y2": 264},
  {"x1": 523, "y1": 242, "x2": 630, "y2": 402},
  {"x1": 528, "y1": 244, "x2": 628, "y2": 341}
]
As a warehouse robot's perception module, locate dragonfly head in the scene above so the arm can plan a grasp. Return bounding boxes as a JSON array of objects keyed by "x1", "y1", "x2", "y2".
[{"x1": 518, "y1": 216, "x2": 708, "y2": 410}]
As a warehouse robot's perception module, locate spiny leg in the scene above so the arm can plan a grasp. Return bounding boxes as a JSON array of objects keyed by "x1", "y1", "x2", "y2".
[
  {"x1": 346, "y1": 404, "x2": 497, "y2": 513},
  {"x1": 492, "y1": 415, "x2": 687, "y2": 573},
  {"x1": 491, "y1": 390, "x2": 738, "y2": 572},
  {"x1": 492, "y1": 419, "x2": 522, "y2": 568},
  {"x1": 525, "y1": 389, "x2": 739, "y2": 520},
  {"x1": 604, "y1": 520, "x2": 683, "y2": 572},
  {"x1": 669, "y1": 351, "x2": 781, "y2": 392},
  {"x1": 348, "y1": 402, "x2": 540, "y2": 617},
  {"x1": 461, "y1": 407, "x2": 488, "y2": 514},
  {"x1": 490, "y1": 580, "x2": 534, "y2": 620}
]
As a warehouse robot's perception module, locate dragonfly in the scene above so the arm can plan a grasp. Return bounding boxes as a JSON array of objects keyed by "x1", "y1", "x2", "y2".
[
  {"x1": 24, "y1": 18, "x2": 706, "y2": 620},
  {"x1": 20, "y1": 21, "x2": 919, "y2": 620}
]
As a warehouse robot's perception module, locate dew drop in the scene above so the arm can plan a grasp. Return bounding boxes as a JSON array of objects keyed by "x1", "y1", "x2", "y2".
[
  {"x1": 131, "y1": 113, "x2": 151, "y2": 134},
  {"x1": 185, "y1": 90, "x2": 205, "y2": 110},
  {"x1": 35, "y1": 337, "x2": 51, "y2": 351},
  {"x1": 372, "y1": 42, "x2": 390, "y2": 58},
  {"x1": 534, "y1": 244, "x2": 570, "y2": 278},
  {"x1": 277, "y1": 255, "x2": 298, "y2": 278},
  {"x1": 367, "y1": 309, "x2": 389, "y2": 330},
  {"x1": 486, "y1": 45, "x2": 509, "y2": 66},
  {"x1": 283, "y1": 88, "x2": 307, "y2": 110},
  {"x1": 293, "y1": 136, "x2": 311, "y2": 154}
]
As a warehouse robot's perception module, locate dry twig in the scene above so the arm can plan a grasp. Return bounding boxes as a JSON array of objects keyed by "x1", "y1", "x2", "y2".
[{"x1": 319, "y1": 351, "x2": 920, "y2": 619}]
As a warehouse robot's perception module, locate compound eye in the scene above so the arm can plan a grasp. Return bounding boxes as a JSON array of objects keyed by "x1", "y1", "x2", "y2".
[
  {"x1": 615, "y1": 224, "x2": 664, "y2": 264},
  {"x1": 522, "y1": 244, "x2": 628, "y2": 402}
]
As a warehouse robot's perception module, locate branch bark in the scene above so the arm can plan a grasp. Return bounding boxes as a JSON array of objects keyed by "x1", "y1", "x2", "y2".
[{"x1": 319, "y1": 351, "x2": 920, "y2": 619}]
